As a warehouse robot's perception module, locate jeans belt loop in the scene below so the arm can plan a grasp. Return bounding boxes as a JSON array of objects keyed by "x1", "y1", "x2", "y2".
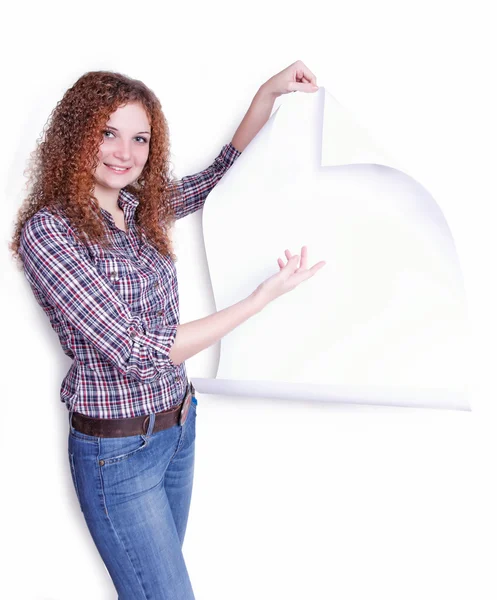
[
  {"x1": 142, "y1": 412, "x2": 156, "y2": 438},
  {"x1": 179, "y1": 385, "x2": 192, "y2": 427}
]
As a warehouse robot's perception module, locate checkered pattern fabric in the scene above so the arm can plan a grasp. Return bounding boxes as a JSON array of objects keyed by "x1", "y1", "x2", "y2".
[{"x1": 19, "y1": 143, "x2": 241, "y2": 418}]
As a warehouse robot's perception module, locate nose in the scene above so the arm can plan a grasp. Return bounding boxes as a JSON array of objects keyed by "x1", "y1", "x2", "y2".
[{"x1": 114, "y1": 138, "x2": 132, "y2": 162}]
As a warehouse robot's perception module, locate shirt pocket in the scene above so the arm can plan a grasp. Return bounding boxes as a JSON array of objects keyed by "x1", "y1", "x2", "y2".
[
  {"x1": 95, "y1": 256, "x2": 144, "y2": 308},
  {"x1": 138, "y1": 242, "x2": 176, "y2": 286}
]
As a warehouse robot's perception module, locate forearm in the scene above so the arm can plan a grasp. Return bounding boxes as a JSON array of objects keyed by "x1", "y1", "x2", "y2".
[
  {"x1": 230, "y1": 84, "x2": 277, "y2": 153},
  {"x1": 169, "y1": 290, "x2": 266, "y2": 365},
  {"x1": 171, "y1": 144, "x2": 241, "y2": 220}
]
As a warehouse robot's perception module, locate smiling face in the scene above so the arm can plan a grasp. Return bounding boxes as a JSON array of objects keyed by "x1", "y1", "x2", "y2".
[{"x1": 93, "y1": 102, "x2": 151, "y2": 208}]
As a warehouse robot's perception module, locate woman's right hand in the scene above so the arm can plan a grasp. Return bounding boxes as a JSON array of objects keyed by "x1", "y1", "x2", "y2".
[{"x1": 252, "y1": 246, "x2": 326, "y2": 310}]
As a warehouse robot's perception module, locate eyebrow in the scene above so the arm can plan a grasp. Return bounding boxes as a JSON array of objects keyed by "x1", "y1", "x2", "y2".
[{"x1": 106, "y1": 126, "x2": 151, "y2": 135}]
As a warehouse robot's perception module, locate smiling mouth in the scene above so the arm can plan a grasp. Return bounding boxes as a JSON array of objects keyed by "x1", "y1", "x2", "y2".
[{"x1": 104, "y1": 164, "x2": 132, "y2": 173}]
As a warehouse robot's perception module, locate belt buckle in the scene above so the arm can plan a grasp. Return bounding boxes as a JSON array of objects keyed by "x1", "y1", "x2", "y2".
[{"x1": 179, "y1": 385, "x2": 193, "y2": 426}]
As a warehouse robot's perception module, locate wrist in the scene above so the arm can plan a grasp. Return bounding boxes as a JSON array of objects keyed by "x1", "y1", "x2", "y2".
[
  {"x1": 248, "y1": 287, "x2": 270, "y2": 313},
  {"x1": 257, "y1": 81, "x2": 280, "y2": 102}
]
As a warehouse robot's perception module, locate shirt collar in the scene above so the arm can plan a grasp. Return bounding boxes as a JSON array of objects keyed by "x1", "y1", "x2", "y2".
[
  {"x1": 118, "y1": 188, "x2": 139, "y2": 209},
  {"x1": 98, "y1": 189, "x2": 139, "y2": 232}
]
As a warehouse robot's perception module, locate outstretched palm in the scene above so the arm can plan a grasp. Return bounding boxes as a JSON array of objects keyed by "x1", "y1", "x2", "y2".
[{"x1": 255, "y1": 246, "x2": 326, "y2": 306}]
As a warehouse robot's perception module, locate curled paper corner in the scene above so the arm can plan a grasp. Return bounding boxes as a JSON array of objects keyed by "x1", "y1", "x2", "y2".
[
  {"x1": 191, "y1": 378, "x2": 472, "y2": 412},
  {"x1": 321, "y1": 88, "x2": 402, "y2": 170},
  {"x1": 198, "y1": 86, "x2": 470, "y2": 411}
]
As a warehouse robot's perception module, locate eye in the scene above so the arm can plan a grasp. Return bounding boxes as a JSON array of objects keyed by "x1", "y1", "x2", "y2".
[{"x1": 102, "y1": 130, "x2": 149, "y2": 143}]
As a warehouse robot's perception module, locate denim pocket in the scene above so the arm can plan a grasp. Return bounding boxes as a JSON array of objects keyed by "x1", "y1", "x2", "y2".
[
  {"x1": 98, "y1": 434, "x2": 148, "y2": 466},
  {"x1": 70, "y1": 428, "x2": 100, "y2": 443},
  {"x1": 68, "y1": 451, "x2": 83, "y2": 511}
]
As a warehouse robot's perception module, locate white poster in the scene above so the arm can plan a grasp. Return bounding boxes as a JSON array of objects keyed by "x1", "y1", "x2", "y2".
[{"x1": 194, "y1": 88, "x2": 469, "y2": 411}]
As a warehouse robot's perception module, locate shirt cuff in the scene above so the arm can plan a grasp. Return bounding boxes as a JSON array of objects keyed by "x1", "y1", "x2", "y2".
[
  {"x1": 132, "y1": 323, "x2": 179, "y2": 373},
  {"x1": 212, "y1": 143, "x2": 242, "y2": 173}
]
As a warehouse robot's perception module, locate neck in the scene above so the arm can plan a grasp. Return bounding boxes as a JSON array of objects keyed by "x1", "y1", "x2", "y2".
[{"x1": 93, "y1": 184, "x2": 121, "y2": 214}]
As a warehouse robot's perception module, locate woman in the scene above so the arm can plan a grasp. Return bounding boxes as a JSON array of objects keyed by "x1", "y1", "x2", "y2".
[{"x1": 9, "y1": 60, "x2": 326, "y2": 599}]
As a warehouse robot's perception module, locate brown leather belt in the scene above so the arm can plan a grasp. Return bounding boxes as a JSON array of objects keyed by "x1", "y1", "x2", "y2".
[{"x1": 71, "y1": 382, "x2": 196, "y2": 438}]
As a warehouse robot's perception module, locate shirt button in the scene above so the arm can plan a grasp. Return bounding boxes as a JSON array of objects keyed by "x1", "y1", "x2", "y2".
[
  {"x1": 157, "y1": 310, "x2": 164, "y2": 316},
  {"x1": 130, "y1": 331, "x2": 137, "y2": 339},
  {"x1": 154, "y1": 281, "x2": 159, "y2": 289},
  {"x1": 110, "y1": 271, "x2": 118, "y2": 281}
]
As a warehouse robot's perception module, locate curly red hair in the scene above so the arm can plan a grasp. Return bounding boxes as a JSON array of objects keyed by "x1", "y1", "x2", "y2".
[{"x1": 9, "y1": 70, "x2": 180, "y2": 268}]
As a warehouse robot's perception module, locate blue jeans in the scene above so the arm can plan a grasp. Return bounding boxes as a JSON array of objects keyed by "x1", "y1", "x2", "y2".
[{"x1": 68, "y1": 397, "x2": 198, "y2": 599}]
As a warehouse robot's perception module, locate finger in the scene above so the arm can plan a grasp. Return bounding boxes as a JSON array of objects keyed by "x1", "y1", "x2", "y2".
[
  {"x1": 300, "y1": 74, "x2": 317, "y2": 86},
  {"x1": 299, "y1": 245, "x2": 308, "y2": 271},
  {"x1": 309, "y1": 261, "x2": 326, "y2": 275},
  {"x1": 287, "y1": 255, "x2": 300, "y2": 271},
  {"x1": 296, "y1": 62, "x2": 317, "y2": 85},
  {"x1": 295, "y1": 258, "x2": 325, "y2": 276},
  {"x1": 288, "y1": 81, "x2": 319, "y2": 94},
  {"x1": 292, "y1": 261, "x2": 326, "y2": 286},
  {"x1": 281, "y1": 253, "x2": 298, "y2": 269}
]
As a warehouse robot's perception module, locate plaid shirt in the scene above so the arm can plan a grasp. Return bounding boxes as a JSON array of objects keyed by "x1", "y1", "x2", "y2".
[{"x1": 19, "y1": 143, "x2": 241, "y2": 418}]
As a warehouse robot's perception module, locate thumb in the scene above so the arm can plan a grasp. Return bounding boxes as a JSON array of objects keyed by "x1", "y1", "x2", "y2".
[{"x1": 289, "y1": 82, "x2": 319, "y2": 94}]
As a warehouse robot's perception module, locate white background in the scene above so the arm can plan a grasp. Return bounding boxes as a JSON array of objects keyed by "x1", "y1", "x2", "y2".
[{"x1": 1, "y1": 1, "x2": 496, "y2": 598}]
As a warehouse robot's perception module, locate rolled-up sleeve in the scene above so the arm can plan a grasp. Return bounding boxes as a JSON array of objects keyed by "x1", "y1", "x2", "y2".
[
  {"x1": 171, "y1": 142, "x2": 241, "y2": 220},
  {"x1": 19, "y1": 212, "x2": 178, "y2": 384}
]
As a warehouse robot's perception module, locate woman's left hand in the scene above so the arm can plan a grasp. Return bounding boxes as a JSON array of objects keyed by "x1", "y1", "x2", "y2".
[{"x1": 262, "y1": 60, "x2": 319, "y2": 98}]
